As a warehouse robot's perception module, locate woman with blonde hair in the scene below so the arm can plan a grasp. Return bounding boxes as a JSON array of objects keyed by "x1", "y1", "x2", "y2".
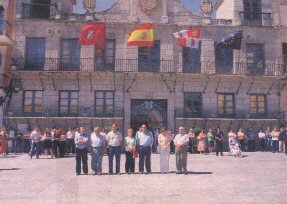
[
  {"x1": 124, "y1": 129, "x2": 136, "y2": 174},
  {"x1": 198, "y1": 129, "x2": 207, "y2": 155},
  {"x1": 158, "y1": 128, "x2": 171, "y2": 173}
]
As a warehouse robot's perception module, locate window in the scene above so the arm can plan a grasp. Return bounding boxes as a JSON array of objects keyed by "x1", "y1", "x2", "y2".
[
  {"x1": 283, "y1": 43, "x2": 287, "y2": 73},
  {"x1": 184, "y1": 92, "x2": 202, "y2": 117},
  {"x1": 60, "y1": 39, "x2": 81, "y2": 71},
  {"x1": 95, "y1": 39, "x2": 116, "y2": 71},
  {"x1": 246, "y1": 44, "x2": 265, "y2": 75},
  {"x1": 215, "y1": 47, "x2": 233, "y2": 74},
  {"x1": 138, "y1": 40, "x2": 160, "y2": 72},
  {"x1": 0, "y1": 7, "x2": 4, "y2": 34},
  {"x1": 95, "y1": 91, "x2": 114, "y2": 117},
  {"x1": 243, "y1": 0, "x2": 262, "y2": 26},
  {"x1": 23, "y1": 91, "x2": 43, "y2": 115},
  {"x1": 59, "y1": 91, "x2": 79, "y2": 116},
  {"x1": 23, "y1": 0, "x2": 51, "y2": 19},
  {"x1": 250, "y1": 94, "x2": 266, "y2": 118},
  {"x1": 182, "y1": 42, "x2": 201, "y2": 73},
  {"x1": 218, "y1": 94, "x2": 235, "y2": 117},
  {"x1": 25, "y1": 38, "x2": 46, "y2": 70}
]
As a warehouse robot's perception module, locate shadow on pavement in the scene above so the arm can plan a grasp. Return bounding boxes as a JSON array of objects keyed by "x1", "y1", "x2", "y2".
[{"x1": 0, "y1": 168, "x2": 21, "y2": 171}]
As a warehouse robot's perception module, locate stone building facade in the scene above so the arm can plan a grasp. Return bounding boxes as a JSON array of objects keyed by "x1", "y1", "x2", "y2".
[
  {"x1": 3, "y1": 0, "x2": 287, "y2": 135},
  {"x1": 0, "y1": 0, "x2": 16, "y2": 129}
]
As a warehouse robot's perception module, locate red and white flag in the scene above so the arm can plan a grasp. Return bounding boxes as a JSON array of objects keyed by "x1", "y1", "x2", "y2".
[
  {"x1": 78, "y1": 23, "x2": 106, "y2": 47},
  {"x1": 173, "y1": 29, "x2": 201, "y2": 48}
]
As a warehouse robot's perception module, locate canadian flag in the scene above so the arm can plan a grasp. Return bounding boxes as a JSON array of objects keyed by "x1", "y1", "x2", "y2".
[{"x1": 173, "y1": 29, "x2": 201, "y2": 48}]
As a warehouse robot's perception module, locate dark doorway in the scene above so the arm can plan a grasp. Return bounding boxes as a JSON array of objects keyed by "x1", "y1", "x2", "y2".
[{"x1": 130, "y1": 100, "x2": 167, "y2": 133}]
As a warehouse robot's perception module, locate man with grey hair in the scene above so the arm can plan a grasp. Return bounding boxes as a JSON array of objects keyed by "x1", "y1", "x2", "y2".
[
  {"x1": 173, "y1": 127, "x2": 189, "y2": 175},
  {"x1": 90, "y1": 127, "x2": 106, "y2": 176}
]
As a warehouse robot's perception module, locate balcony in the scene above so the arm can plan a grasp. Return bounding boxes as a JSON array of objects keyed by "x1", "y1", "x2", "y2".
[
  {"x1": 4, "y1": 107, "x2": 124, "y2": 118},
  {"x1": 21, "y1": 3, "x2": 57, "y2": 20},
  {"x1": 239, "y1": 12, "x2": 272, "y2": 27},
  {"x1": 11, "y1": 57, "x2": 285, "y2": 76},
  {"x1": 175, "y1": 109, "x2": 285, "y2": 120}
]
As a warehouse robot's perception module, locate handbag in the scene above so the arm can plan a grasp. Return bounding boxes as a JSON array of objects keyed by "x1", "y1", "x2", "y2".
[{"x1": 133, "y1": 149, "x2": 139, "y2": 158}]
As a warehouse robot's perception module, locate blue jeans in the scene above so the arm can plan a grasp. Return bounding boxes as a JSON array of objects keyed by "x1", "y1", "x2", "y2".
[
  {"x1": 108, "y1": 146, "x2": 121, "y2": 174},
  {"x1": 266, "y1": 138, "x2": 272, "y2": 151},
  {"x1": 30, "y1": 142, "x2": 40, "y2": 158},
  {"x1": 139, "y1": 146, "x2": 151, "y2": 173},
  {"x1": 91, "y1": 147, "x2": 104, "y2": 173}
]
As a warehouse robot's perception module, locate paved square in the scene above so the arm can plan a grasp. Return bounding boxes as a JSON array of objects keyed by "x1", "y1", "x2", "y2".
[{"x1": 0, "y1": 152, "x2": 286, "y2": 204}]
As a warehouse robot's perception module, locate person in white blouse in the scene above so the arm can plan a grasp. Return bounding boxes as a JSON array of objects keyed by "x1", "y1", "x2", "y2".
[
  {"x1": 90, "y1": 127, "x2": 106, "y2": 176},
  {"x1": 258, "y1": 129, "x2": 266, "y2": 152},
  {"x1": 124, "y1": 129, "x2": 136, "y2": 174},
  {"x1": 158, "y1": 128, "x2": 171, "y2": 174}
]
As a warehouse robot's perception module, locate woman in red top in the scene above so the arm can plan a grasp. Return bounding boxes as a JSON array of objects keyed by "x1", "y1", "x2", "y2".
[{"x1": 0, "y1": 129, "x2": 8, "y2": 156}]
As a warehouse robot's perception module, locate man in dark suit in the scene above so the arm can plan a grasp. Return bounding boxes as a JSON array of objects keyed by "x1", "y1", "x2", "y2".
[{"x1": 215, "y1": 127, "x2": 224, "y2": 156}]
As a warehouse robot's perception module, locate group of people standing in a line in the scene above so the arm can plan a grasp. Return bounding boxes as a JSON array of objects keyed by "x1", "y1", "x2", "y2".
[{"x1": 74, "y1": 124, "x2": 191, "y2": 175}]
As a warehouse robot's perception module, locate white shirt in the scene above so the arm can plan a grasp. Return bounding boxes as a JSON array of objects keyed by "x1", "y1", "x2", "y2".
[
  {"x1": 106, "y1": 131, "x2": 123, "y2": 147},
  {"x1": 91, "y1": 133, "x2": 106, "y2": 148},
  {"x1": 258, "y1": 132, "x2": 266, "y2": 139},
  {"x1": 124, "y1": 137, "x2": 136, "y2": 151},
  {"x1": 30, "y1": 131, "x2": 41, "y2": 142},
  {"x1": 173, "y1": 134, "x2": 189, "y2": 145},
  {"x1": 66, "y1": 131, "x2": 74, "y2": 139}
]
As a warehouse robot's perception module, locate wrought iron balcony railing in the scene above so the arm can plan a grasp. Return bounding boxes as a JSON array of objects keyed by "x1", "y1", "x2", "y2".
[
  {"x1": 4, "y1": 107, "x2": 124, "y2": 118},
  {"x1": 175, "y1": 109, "x2": 285, "y2": 120},
  {"x1": 239, "y1": 12, "x2": 272, "y2": 27},
  {"x1": 11, "y1": 57, "x2": 285, "y2": 76},
  {"x1": 21, "y1": 3, "x2": 57, "y2": 20}
]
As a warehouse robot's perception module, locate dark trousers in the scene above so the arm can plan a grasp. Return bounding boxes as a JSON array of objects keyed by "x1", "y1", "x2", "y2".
[
  {"x1": 139, "y1": 146, "x2": 151, "y2": 173},
  {"x1": 54, "y1": 141, "x2": 60, "y2": 158},
  {"x1": 108, "y1": 146, "x2": 121, "y2": 174},
  {"x1": 66, "y1": 139, "x2": 75, "y2": 154},
  {"x1": 24, "y1": 139, "x2": 30, "y2": 153},
  {"x1": 248, "y1": 140, "x2": 256, "y2": 152},
  {"x1": 238, "y1": 139, "x2": 245, "y2": 151},
  {"x1": 188, "y1": 139, "x2": 193, "y2": 154},
  {"x1": 272, "y1": 140, "x2": 279, "y2": 152},
  {"x1": 15, "y1": 139, "x2": 22, "y2": 153},
  {"x1": 125, "y1": 151, "x2": 135, "y2": 173},
  {"x1": 216, "y1": 141, "x2": 223, "y2": 156},
  {"x1": 259, "y1": 138, "x2": 265, "y2": 152},
  {"x1": 285, "y1": 141, "x2": 287, "y2": 155},
  {"x1": 76, "y1": 148, "x2": 88, "y2": 174}
]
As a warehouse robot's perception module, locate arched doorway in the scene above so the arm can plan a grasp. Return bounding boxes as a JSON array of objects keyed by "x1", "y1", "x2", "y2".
[{"x1": 130, "y1": 100, "x2": 167, "y2": 133}]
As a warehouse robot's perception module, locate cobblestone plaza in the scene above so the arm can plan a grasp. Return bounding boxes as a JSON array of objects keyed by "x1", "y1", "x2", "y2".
[{"x1": 1, "y1": 153, "x2": 287, "y2": 204}]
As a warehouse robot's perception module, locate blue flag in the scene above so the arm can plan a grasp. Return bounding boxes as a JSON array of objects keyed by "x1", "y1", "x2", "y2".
[{"x1": 216, "y1": 31, "x2": 243, "y2": 50}]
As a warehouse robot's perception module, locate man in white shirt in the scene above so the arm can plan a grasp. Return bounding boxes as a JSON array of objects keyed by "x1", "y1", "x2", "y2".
[
  {"x1": 90, "y1": 127, "x2": 106, "y2": 176},
  {"x1": 106, "y1": 124, "x2": 123, "y2": 175},
  {"x1": 29, "y1": 127, "x2": 41, "y2": 159},
  {"x1": 173, "y1": 127, "x2": 189, "y2": 174}
]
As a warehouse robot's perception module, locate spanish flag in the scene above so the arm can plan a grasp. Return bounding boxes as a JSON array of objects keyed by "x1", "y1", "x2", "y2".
[{"x1": 127, "y1": 24, "x2": 155, "y2": 47}]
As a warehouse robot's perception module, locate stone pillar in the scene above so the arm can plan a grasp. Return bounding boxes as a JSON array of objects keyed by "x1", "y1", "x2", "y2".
[
  {"x1": 161, "y1": 0, "x2": 168, "y2": 23},
  {"x1": 129, "y1": 0, "x2": 138, "y2": 22}
]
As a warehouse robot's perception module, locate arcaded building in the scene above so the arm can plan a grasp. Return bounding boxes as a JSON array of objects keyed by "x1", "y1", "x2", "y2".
[{"x1": 4, "y1": 0, "x2": 287, "y2": 135}]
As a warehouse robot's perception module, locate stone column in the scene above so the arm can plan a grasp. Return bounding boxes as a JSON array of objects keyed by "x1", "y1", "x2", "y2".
[
  {"x1": 129, "y1": 0, "x2": 138, "y2": 22},
  {"x1": 161, "y1": 0, "x2": 168, "y2": 23}
]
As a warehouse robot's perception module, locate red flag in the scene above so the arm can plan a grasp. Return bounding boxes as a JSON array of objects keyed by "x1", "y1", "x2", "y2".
[{"x1": 78, "y1": 24, "x2": 106, "y2": 47}]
